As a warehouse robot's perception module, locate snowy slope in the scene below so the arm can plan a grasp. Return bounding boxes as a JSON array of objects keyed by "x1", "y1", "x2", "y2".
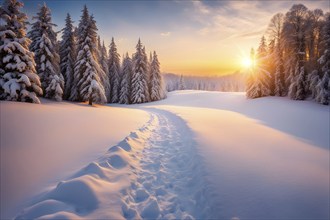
[
  {"x1": 0, "y1": 99, "x2": 149, "y2": 219},
  {"x1": 1, "y1": 91, "x2": 329, "y2": 220},
  {"x1": 144, "y1": 91, "x2": 329, "y2": 219},
  {"x1": 152, "y1": 90, "x2": 329, "y2": 149}
]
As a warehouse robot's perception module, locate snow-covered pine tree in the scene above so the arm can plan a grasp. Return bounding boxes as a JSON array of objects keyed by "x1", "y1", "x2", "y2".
[
  {"x1": 274, "y1": 39, "x2": 286, "y2": 96},
  {"x1": 0, "y1": 0, "x2": 42, "y2": 103},
  {"x1": 147, "y1": 51, "x2": 152, "y2": 97},
  {"x1": 246, "y1": 37, "x2": 271, "y2": 98},
  {"x1": 70, "y1": 6, "x2": 106, "y2": 105},
  {"x1": 100, "y1": 41, "x2": 110, "y2": 101},
  {"x1": 118, "y1": 53, "x2": 132, "y2": 104},
  {"x1": 149, "y1": 52, "x2": 153, "y2": 69},
  {"x1": 267, "y1": 39, "x2": 276, "y2": 95},
  {"x1": 283, "y1": 4, "x2": 308, "y2": 100},
  {"x1": 179, "y1": 75, "x2": 185, "y2": 90},
  {"x1": 101, "y1": 41, "x2": 108, "y2": 73},
  {"x1": 97, "y1": 35, "x2": 102, "y2": 62},
  {"x1": 131, "y1": 39, "x2": 148, "y2": 103},
  {"x1": 88, "y1": 19, "x2": 108, "y2": 103},
  {"x1": 256, "y1": 36, "x2": 271, "y2": 97},
  {"x1": 142, "y1": 46, "x2": 150, "y2": 101},
  {"x1": 108, "y1": 37, "x2": 120, "y2": 103},
  {"x1": 69, "y1": 6, "x2": 90, "y2": 101},
  {"x1": 315, "y1": 13, "x2": 330, "y2": 105},
  {"x1": 150, "y1": 51, "x2": 165, "y2": 101},
  {"x1": 316, "y1": 72, "x2": 329, "y2": 105},
  {"x1": 60, "y1": 13, "x2": 76, "y2": 100},
  {"x1": 28, "y1": 3, "x2": 64, "y2": 101},
  {"x1": 308, "y1": 70, "x2": 320, "y2": 99},
  {"x1": 267, "y1": 13, "x2": 286, "y2": 96},
  {"x1": 289, "y1": 61, "x2": 307, "y2": 100}
]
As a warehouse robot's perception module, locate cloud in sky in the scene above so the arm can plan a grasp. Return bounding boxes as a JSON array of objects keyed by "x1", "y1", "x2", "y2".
[
  {"x1": 160, "y1": 32, "x2": 171, "y2": 37},
  {"x1": 21, "y1": 0, "x2": 329, "y2": 75}
]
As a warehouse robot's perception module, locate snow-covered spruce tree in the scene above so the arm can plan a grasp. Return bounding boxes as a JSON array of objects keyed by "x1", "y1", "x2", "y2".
[
  {"x1": 246, "y1": 37, "x2": 271, "y2": 98},
  {"x1": 315, "y1": 13, "x2": 330, "y2": 105},
  {"x1": 142, "y1": 46, "x2": 150, "y2": 101},
  {"x1": 97, "y1": 35, "x2": 102, "y2": 62},
  {"x1": 147, "y1": 51, "x2": 152, "y2": 96},
  {"x1": 108, "y1": 37, "x2": 121, "y2": 103},
  {"x1": 267, "y1": 39, "x2": 276, "y2": 95},
  {"x1": 274, "y1": 40, "x2": 286, "y2": 96},
  {"x1": 89, "y1": 17, "x2": 109, "y2": 103},
  {"x1": 70, "y1": 5, "x2": 106, "y2": 105},
  {"x1": 69, "y1": 5, "x2": 89, "y2": 101},
  {"x1": 283, "y1": 4, "x2": 308, "y2": 100},
  {"x1": 316, "y1": 72, "x2": 329, "y2": 105},
  {"x1": 60, "y1": 13, "x2": 76, "y2": 100},
  {"x1": 179, "y1": 74, "x2": 185, "y2": 90},
  {"x1": 99, "y1": 40, "x2": 110, "y2": 100},
  {"x1": 150, "y1": 51, "x2": 165, "y2": 101},
  {"x1": 100, "y1": 41, "x2": 108, "y2": 73},
  {"x1": 131, "y1": 39, "x2": 149, "y2": 103},
  {"x1": 0, "y1": 0, "x2": 42, "y2": 103},
  {"x1": 118, "y1": 53, "x2": 132, "y2": 104},
  {"x1": 28, "y1": 3, "x2": 64, "y2": 101},
  {"x1": 289, "y1": 61, "x2": 307, "y2": 100},
  {"x1": 267, "y1": 13, "x2": 286, "y2": 96},
  {"x1": 256, "y1": 36, "x2": 271, "y2": 97},
  {"x1": 308, "y1": 70, "x2": 320, "y2": 99}
]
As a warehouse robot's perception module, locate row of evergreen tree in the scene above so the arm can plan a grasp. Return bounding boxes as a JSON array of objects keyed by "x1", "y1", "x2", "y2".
[
  {"x1": 0, "y1": 0, "x2": 166, "y2": 104},
  {"x1": 246, "y1": 4, "x2": 329, "y2": 105}
]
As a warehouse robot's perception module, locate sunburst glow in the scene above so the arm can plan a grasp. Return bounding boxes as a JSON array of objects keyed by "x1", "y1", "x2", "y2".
[{"x1": 241, "y1": 57, "x2": 253, "y2": 68}]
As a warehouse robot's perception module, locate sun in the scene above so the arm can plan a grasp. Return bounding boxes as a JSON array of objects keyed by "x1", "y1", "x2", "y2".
[{"x1": 241, "y1": 57, "x2": 252, "y2": 68}]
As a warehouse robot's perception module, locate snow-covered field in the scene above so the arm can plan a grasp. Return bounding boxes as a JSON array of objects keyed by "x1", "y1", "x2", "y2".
[
  {"x1": 0, "y1": 100, "x2": 149, "y2": 219},
  {"x1": 1, "y1": 91, "x2": 329, "y2": 219}
]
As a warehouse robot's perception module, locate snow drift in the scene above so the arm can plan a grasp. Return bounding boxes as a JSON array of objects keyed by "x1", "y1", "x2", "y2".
[{"x1": 0, "y1": 99, "x2": 148, "y2": 219}]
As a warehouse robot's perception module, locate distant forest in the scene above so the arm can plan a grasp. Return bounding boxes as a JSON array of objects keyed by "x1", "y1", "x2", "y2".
[
  {"x1": 246, "y1": 4, "x2": 329, "y2": 105},
  {"x1": 164, "y1": 72, "x2": 245, "y2": 92}
]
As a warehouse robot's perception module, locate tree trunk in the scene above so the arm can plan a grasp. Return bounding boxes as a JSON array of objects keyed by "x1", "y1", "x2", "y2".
[{"x1": 88, "y1": 94, "x2": 93, "y2": 106}]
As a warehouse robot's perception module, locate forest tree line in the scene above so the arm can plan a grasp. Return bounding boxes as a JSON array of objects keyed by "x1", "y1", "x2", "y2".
[
  {"x1": 0, "y1": 0, "x2": 166, "y2": 105},
  {"x1": 246, "y1": 4, "x2": 329, "y2": 105},
  {"x1": 164, "y1": 73, "x2": 245, "y2": 92}
]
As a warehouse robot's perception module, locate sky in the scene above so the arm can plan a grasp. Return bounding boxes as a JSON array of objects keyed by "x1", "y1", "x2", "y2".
[{"x1": 21, "y1": 0, "x2": 329, "y2": 76}]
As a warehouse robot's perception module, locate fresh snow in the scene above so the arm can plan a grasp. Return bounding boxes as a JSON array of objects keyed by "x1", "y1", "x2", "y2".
[
  {"x1": 145, "y1": 91, "x2": 329, "y2": 219},
  {"x1": 1, "y1": 91, "x2": 329, "y2": 219},
  {"x1": 0, "y1": 99, "x2": 149, "y2": 219}
]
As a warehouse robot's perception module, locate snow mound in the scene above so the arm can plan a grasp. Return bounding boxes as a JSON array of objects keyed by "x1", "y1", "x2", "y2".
[
  {"x1": 48, "y1": 176, "x2": 99, "y2": 213},
  {"x1": 108, "y1": 154, "x2": 128, "y2": 169},
  {"x1": 0, "y1": 100, "x2": 148, "y2": 219},
  {"x1": 15, "y1": 110, "x2": 156, "y2": 219}
]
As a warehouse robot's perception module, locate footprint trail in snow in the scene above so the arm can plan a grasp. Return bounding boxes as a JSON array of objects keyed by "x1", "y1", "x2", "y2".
[
  {"x1": 121, "y1": 109, "x2": 213, "y2": 219},
  {"x1": 15, "y1": 109, "x2": 215, "y2": 219}
]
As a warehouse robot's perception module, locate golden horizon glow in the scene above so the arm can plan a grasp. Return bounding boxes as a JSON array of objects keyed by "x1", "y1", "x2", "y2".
[{"x1": 24, "y1": 0, "x2": 326, "y2": 76}]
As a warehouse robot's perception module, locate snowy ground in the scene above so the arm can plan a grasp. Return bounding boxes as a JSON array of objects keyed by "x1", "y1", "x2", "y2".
[
  {"x1": 1, "y1": 91, "x2": 329, "y2": 219},
  {"x1": 0, "y1": 100, "x2": 149, "y2": 219}
]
